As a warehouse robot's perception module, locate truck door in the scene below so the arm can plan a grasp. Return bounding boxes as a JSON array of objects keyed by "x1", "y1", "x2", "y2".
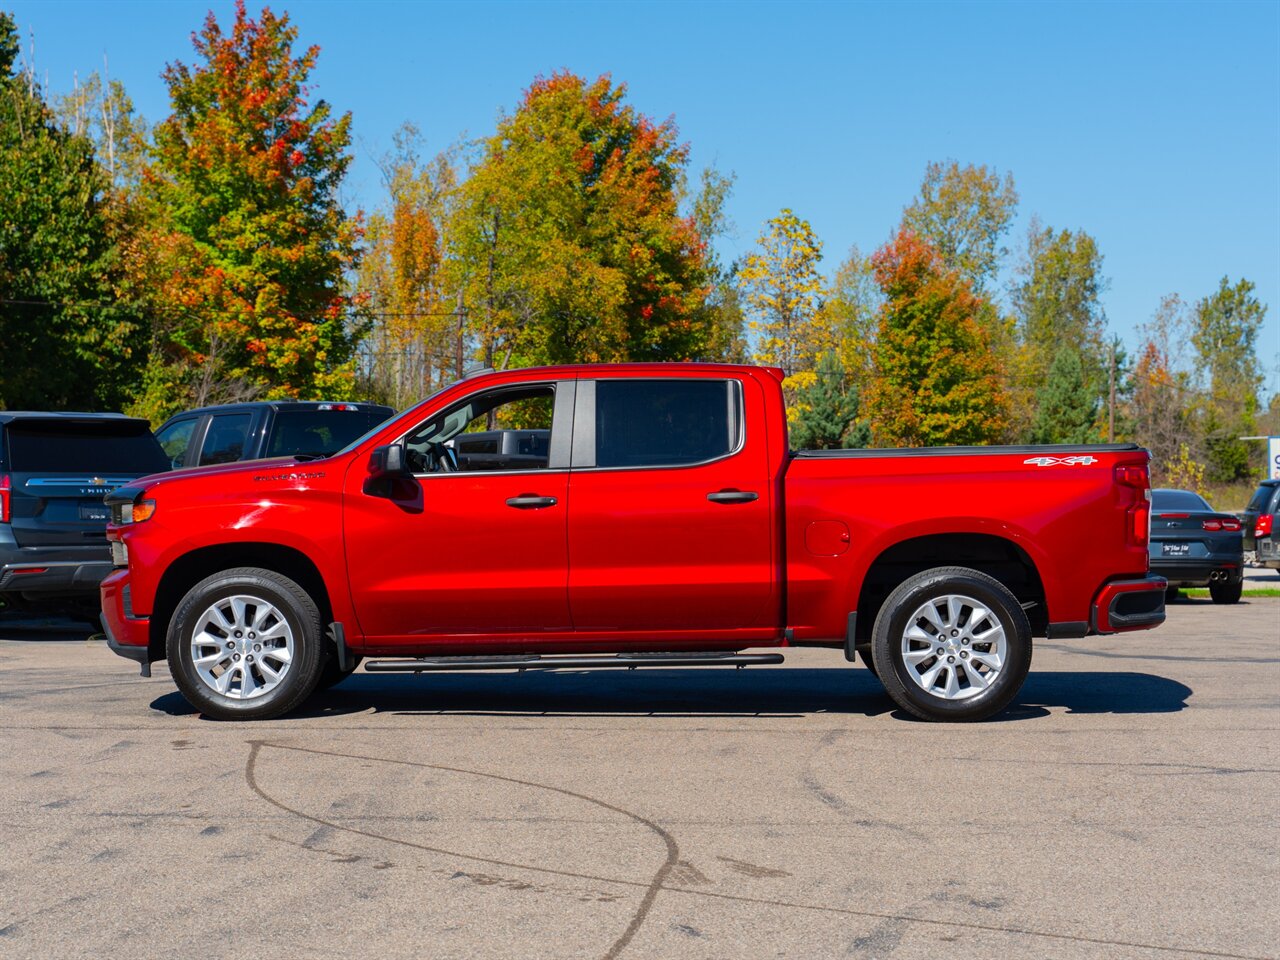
[
  {"x1": 566, "y1": 376, "x2": 777, "y2": 635},
  {"x1": 342, "y1": 380, "x2": 574, "y2": 644}
]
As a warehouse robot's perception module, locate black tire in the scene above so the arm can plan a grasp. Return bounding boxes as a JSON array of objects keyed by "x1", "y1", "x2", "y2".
[
  {"x1": 1165, "y1": 585, "x2": 1181, "y2": 603},
  {"x1": 1209, "y1": 578, "x2": 1243, "y2": 605},
  {"x1": 870, "y1": 566, "x2": 1032, "y2": 722},
  {"x1": 166, "y1": 567, "x2": 325, "y2": 720},
  {"x1": 315, "y1": 653, "x2": 363, "y2": 691}
]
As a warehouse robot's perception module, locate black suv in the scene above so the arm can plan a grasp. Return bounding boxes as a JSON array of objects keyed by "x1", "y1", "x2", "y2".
[
  {"x1": 154, "y1": 401, "x2": 395, "y2": 469},
  {"x1": 0, "y1": 413, "x2": 169, "y2": 617},
  {"x1": 1242, "y1": 479, "x2": 1280, "y2": 571}
]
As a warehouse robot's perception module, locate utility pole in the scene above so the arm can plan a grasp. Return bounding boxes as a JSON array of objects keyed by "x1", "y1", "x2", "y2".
[
  {"x1": 1107, "y1": 340, "x2": 1116, "y2": 442},
  {"x1": 454, "y1": 288, "x2": 465, "y2": 381}
]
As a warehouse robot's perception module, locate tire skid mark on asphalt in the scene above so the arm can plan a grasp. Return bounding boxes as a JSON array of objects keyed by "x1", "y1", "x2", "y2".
[
  {"x1": 1038, "y1": 643, "x2": 1278, "y2": 664},
  {"x1": 797, "y1": 730, "x2": 927, "y2": 839},
  {"x1": 244, "y1": 740, "x2": 678, "y2": 960},
  {"x1": 244, "y1": 740, "x2": 1270, "y2": 960},
  {"x1": 955, "y1": 755, "x2": 1280, "y2": 776}
]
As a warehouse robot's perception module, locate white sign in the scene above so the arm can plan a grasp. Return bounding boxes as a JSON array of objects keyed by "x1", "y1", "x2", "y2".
[{"x1": 1270, "y1": 436, "x2": 1280, "y2": 480}]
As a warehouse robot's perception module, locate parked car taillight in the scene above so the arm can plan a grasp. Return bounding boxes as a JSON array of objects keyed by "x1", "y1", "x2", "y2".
[
  {"x1": 1259, "y1": 514, "x2": 1275, "y2": 538},
  {"x1": 0, "y1": 474, "x2": 9, "y2": 523},
  {"x1": 1115, "y1": 463, "x2": 1150, "y2": 546},
  {"x1": 1203, "y1": 518, "x2": 1241, "y2": 532}
]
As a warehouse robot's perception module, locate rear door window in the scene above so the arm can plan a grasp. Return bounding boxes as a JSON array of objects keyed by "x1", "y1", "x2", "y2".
[
  {"x1": 5, "y1": 420, "x2": 169, "y2": 473},
  {"x1": 594, "y1": 379, "x2": 736, "y2": 468},
  {"x1": 198, "y1": 414, "x2": 252, "y2": 465},
  {"x1": 155, "y1": 417, "x2": 199, "y2": 469}
]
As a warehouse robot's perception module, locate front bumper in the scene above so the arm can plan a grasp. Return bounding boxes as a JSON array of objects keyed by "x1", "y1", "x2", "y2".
[
  {"x1": 1092, "y1": 576, "x2": 1167, "y2": 634},
  {"x1": 100, "y1": 569, "x2": 154, "y2": 675}
]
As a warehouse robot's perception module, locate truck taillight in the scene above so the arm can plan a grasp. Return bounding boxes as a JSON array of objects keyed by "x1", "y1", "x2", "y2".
[
  {"x1": 1114, "y1": 462, "x2": 1150, "y2": 546},
  {"x1": 0, "y1": 474, "x2": 9, "y2": 523},
  {"x1": 1203, "y1": 518, "x2": 1241, "y2": 532},
  {"x1": 1259, "y1": 514, "x2": 1275, "y2": 538}
]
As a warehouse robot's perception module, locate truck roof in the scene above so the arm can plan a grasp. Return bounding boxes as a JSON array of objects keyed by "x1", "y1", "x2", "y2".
[
  {"x1": 167, "y1": 400, "x2": 394, "y2": 416},
  {"x1": 0, "y1": 411, "x2": 141, "y2": 424}
]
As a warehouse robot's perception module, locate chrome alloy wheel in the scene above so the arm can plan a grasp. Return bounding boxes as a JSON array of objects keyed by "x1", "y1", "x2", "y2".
[
  {"x1": 189, "y1": 594, "x2": 294, "y2": 700},
  {"x1": 900, "y1": 593, "x2": 1006, "y2": 701}
]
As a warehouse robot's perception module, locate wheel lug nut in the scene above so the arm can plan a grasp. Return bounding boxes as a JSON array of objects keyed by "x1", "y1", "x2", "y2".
[
  {"x1": 950, "y1": 630, "x2": 958, "y2": 637},
  {"x1": 962, "y1": 638, "x2": 969, "y2": 645},
  {"x1": 234, "y1": 631, "x2": 242, "y2": 638},
  {"x1": 936, "y1": 648, "x2": 944, "y2": 656},
  {"x1": 233, "y1": 653, "x2": 241, "y2": 661},
  {"x1": 248, "y1": 632, "x2": 255, "y2": 640},
  {"x1": 246, "y1": 655, "x2": 254, "y2": 663},
  {"x1": 947, "y1": 655, "x2": 955, "y2": 663},
  {"x1": 254, "y1": 644, "x2": 261, "y2": 652},
  {"x1": 225, "y1": 641, "x2": 234, "y2": 650},
  {"x1": 960, "y1": 651, "x2": 968, "y2": 659}
]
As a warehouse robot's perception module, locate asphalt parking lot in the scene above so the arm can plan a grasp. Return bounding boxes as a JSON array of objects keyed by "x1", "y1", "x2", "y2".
[{"x1": 2, "y1": 596, "x2": 1277, "y2": 960}]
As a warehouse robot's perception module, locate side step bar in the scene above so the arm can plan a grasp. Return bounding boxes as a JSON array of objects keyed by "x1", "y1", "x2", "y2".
[{"x1": 363, "y1": 651, "x2": 785, "y2": 674}]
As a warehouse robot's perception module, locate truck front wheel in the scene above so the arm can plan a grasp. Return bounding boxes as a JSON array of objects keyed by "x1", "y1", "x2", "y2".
[
  {"x1": 166, "y1": 567, "x2": 326, "y2": 721},
  {"x1": 870, "y1": 567, "x2": 1032, "y2": 722}
]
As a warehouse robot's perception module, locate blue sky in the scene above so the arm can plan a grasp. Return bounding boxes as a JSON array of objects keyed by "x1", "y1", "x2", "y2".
[{"x1": 10, "y1": 0, "x2": 1280, "y2": 391}]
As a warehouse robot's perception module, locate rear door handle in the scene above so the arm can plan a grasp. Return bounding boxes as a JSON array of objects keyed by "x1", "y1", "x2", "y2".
[
  {"x1": 505, "y1": 495, "x2": 558, "y2": 509},
  {"x1": 707, "y1": 490, "x2": 758, "y2": 504}
]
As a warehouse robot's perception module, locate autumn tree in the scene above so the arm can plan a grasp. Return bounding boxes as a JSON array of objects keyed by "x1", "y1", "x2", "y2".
[
  {"x1": 865, "y1": 229, "x2": 1008, "y2": 446},
  {"x1": 131, "y1": 2, "x2": 363, "y2": 419},
  {"x1": 1191, "y1": 276, "x2": 1267, "y2": 481},
  {"x1": 0, "y1": 13, "x2": 145, "y2": 409},
  {"x1": 822, "y1": 245, "x2": 881, "y2": 391},
  {"x1": 1011, "y1": 221, "x2": 1109, "y2": 438},
  {"x1": 737, "y1": 208, "x2": 826, "y2": 380},
  {"x1": 902, "y1": 160, "x2": 1018, "y2": 292},
  {"x1": 357, "y1": 123, "x2": 460, "y2": 406},
  {"x1": 448, "y1": 72, "x2": 711, "y2": 369},
  {"x1": 689, "y1": 166, "x2": 746, "y2": 361}
]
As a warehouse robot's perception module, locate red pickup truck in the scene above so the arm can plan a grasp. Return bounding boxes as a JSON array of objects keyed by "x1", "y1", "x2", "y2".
[{"x1": 100, "y1": 364, "x2": 1165, "y2": 722}]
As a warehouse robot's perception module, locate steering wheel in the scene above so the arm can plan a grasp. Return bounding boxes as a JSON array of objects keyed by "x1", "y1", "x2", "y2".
[{"x1": 427, "y1": 442, "x2": 458, "y2": 473}]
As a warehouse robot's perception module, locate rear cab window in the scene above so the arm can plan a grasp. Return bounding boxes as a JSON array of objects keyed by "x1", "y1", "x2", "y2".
[{"x1": 155, "y1": 417, "x2": 199, "y2": 469}]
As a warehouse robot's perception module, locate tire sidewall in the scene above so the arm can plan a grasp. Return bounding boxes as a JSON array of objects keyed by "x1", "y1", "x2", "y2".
[
  {"x1": 872, "y1": 568, "x2": 1032, "y2": 722},
  {"x1": 167, "y1": 569, "x2": 324, "y2": 720}
]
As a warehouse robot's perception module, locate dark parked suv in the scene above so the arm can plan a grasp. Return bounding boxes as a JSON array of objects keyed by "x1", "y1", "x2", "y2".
[
  {"x1": 1242, "y1": 479, "x2": 1280, "y2": 571},
  {"x1": 154, "y1": 401, "x2": 396, "y2": 469},
  {"x1": 0, "y1": 413, "x2": 169, "y2": 617}
]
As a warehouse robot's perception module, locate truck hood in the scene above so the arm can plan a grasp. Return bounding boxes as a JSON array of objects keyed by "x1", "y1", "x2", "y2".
[{"x1": 132, "y1": 455, "x2": 337, "y2": 490}]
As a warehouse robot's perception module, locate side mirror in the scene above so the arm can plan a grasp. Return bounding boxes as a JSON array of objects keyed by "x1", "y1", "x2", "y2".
[{"x1": 368, "y1": 443, "x2": 410, "y2": 480}]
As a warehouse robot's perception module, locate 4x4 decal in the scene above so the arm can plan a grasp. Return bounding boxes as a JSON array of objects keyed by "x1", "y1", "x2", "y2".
[{"x1": 1023, "y1": 455, "x2": 1099, "y2": 467}]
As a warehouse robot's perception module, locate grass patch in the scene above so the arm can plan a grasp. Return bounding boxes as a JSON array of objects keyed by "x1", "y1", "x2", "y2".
[{"x1": 1181, "y1": 588, "x2": 1280, "y2": 598}]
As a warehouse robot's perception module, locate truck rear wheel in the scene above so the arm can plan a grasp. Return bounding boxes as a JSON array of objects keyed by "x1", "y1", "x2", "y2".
[
  {"x1": 870, "y1": 566, "x2": 1032, "y2": 722},
  {"x1": 166, "y1": 567, "x2": 325, "y2": 721}
]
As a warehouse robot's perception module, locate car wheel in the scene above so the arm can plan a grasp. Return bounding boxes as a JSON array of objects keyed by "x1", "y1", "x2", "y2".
[
  {"x1": 315, "y1": 653, "x2": 363, "y2": 691},
  {"x1": 1209, "y1": 578, "x2": 1243, "y2": 605},
  {"x1": 871, "y1": 566, "x2": 1032, "y2": 722},
  {"x1": 1165, "y1": 585, "x2": 1181, "y2": 603},
  {"x1": 166, "y1": 567, "x2": 325, "y2": 720}
]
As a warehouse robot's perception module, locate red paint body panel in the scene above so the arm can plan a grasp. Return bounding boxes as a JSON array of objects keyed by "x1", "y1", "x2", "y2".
[{"x1": 100, "y1": 362, "x2": 1161, "y2": 661}]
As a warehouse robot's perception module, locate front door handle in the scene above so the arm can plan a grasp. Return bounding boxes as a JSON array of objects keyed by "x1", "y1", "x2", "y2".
[
  {"x1": 506, "y1": 495, "x2": 558, "y2": 509},
  {"x1": 706, "y1": 490, "x2": 758, "y2": 504}
]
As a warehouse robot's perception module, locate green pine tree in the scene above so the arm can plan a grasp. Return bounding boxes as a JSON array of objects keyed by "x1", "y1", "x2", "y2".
[
  {"x1": 1029, "y1": 347, "x2": 1100, "y2": 444},
  {"x1": 789, "y1": 352, "x2": 871, "y2": 450}
]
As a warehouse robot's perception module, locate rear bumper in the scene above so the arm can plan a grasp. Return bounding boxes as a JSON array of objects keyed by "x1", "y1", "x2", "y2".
[
  {"x1": 100, "y1": 569, "x2": 153, "y2": 674},
  {"x1": 1092, "y1": 576, "x2": 1167, "y2": 634},
  {"x1": 1150, "y1": 559, "x2": 1242, "y2": 587},
  {"x1": 0, "y1": 549, "x2": 114, "y2": 596}
]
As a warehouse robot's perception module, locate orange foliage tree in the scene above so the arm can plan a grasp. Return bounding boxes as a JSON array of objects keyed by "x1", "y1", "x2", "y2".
[{"x1": 865, "y1": 229, "x2": 1009, "y2": 446}]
